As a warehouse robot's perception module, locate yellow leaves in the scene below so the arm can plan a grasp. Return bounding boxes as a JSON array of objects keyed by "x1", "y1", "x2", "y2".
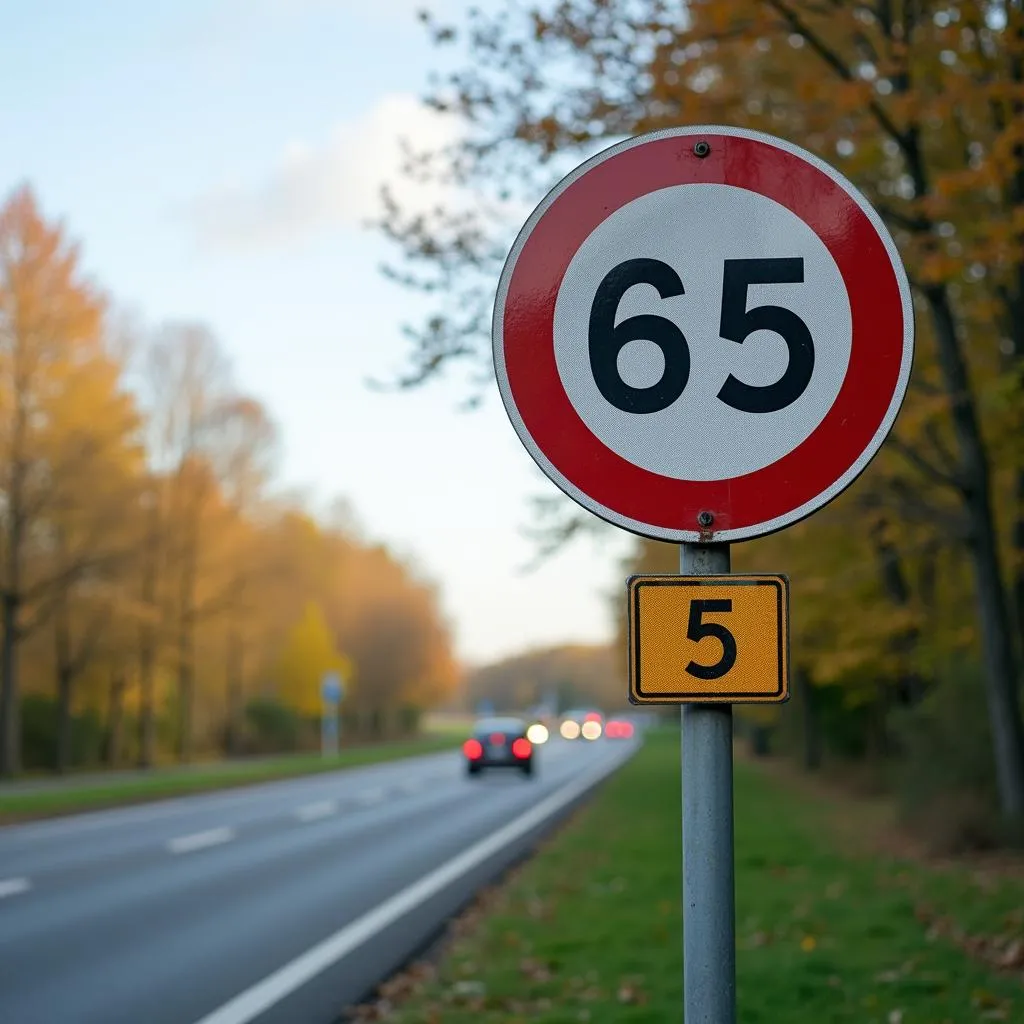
[
  {"x1": 273, "y1": 601, "x2": 353, "y2": 717},
  {"x1": 799, "y1": 934, "x2": 817, "y2": 952}
]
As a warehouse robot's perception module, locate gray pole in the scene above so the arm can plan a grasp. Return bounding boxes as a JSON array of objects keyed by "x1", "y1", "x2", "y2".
[{"x1": 681, "y1": 542, "x2": 736, "y2": 1023}]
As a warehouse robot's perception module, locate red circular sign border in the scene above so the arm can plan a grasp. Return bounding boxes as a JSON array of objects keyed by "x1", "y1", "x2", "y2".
[{"x1": 494, "y1": 127, "x2": 913, "y2": 542}]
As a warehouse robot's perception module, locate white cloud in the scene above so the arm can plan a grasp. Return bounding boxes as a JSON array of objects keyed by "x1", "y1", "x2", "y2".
[{"x1": 189, "y1": 93, "x2": 461, "y2": 250}]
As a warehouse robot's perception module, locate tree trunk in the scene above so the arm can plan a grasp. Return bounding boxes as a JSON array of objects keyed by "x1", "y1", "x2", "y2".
[
  {"x1": 750, "y1": 724, "x2": 771, "y2": 757},
  {"x1": 138, "y1": 628, "x2": 156, "y2": 768},
  {"x1": 177, "y1": 622, "x2": 193, "y2": 763},
  {"x1": 55, "y1": 666, "x2": 74, "y2": 774},
  {"x1": 968, "y1": 495, "x2": 1024, "y2": 814},
  {"x1": 106, "y1": 671, "x2": 126, "y2": 767},
  {"x1": 137, "y1": 498, "x2": 160, "y2": 769},
  {"x1": 795, "y1": 666, "x2": 822, "y2": 772},
  {"x1": 924, "y1": 285, "x2": 1024, "y2": 819},
  {"x1": 1014, "y1": 458, "x2": 1024, "y2": 660},
  {"x1": 224, "y1": 624, "x2": 243, "y2": 757},
  {"x1": 175, "y1": 498, "x2": 200, "y2": 764},
  {"x1": 0, "y1": 594, "x2": 20, "y2": 776},
  {"x1": 54, "y1": 592, "x2": 74, "y2": 775}
]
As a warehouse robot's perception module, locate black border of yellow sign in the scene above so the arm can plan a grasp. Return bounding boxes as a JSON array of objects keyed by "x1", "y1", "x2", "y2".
[{"x1": 627, "y1": 574, "x2": 790, "y2": 704}]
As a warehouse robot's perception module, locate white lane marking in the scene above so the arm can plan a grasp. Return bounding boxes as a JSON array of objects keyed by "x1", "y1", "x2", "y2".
[
  {"x1": 0, "y1": 751, "x2": 460, "y2": 842},
  {"x1": 0, "y1": 876, "x2": 31, "y2": 899},
  {"x1": 355, "y1": 789, "x2": 384, "y2": 805},
  {"x1": 168, "y1": 827, "x2": 235, "y2": 854},
  {"x1": 189, "y1": 747, "x2": 635, "y2": 1024},
  {"x1": 294, "y1": 800, "x2": 337, "y2": 823}
]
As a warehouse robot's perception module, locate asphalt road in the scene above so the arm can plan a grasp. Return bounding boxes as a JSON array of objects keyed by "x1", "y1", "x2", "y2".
[{"x1": 0, "y1": 736, "x2": 636, "y2": 1024}]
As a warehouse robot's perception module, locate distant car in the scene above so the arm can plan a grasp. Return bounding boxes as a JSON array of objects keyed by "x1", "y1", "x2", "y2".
[
  {"x1": 559, "y1": 708, "x2": 603, "y2": 741},
  {"x1": 604, "y1": 718, "x2": 635, "y2": 740},
  {"x1": 463, "y1": 716, "x2": 535, "y2": 777}
]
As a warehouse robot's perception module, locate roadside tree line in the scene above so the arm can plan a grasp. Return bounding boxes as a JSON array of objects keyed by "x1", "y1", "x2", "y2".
[
  {"x1": 376, "y1": 1, "x2": 1024, "y2": 844},
  {"x1": 0, "y1": 185, "x2": 459, "y2": 776},
  {"x1": 463, "y1": 643, "x2": 627, "y2": 715}
]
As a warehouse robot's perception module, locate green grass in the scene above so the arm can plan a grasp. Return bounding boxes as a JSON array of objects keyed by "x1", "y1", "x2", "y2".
[
  {"x1": 0, "y1": 734, "x2": 461, "y2": 822},
  {"x1": 378, "y1": 729, "x2": 1023, "y2": 1023}
]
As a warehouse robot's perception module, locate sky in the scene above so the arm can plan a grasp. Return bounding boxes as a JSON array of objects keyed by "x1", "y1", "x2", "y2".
[{"x1": 0, "y1": 0, "x2": 635, "y2": 666}]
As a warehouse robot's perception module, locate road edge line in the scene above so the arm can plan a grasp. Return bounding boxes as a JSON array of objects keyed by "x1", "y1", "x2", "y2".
[{"x1": 190, "y1": 745, "x2": 637, "y2": 1024}]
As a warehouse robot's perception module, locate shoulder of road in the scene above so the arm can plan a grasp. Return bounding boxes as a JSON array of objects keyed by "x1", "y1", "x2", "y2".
[{"x1": 353, "y1": 728, "x2": 1024, "y2": 1023}]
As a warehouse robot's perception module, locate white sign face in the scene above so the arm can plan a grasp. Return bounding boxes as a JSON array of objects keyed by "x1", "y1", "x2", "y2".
[
  {"x1": 553, "y1": 184, "x2": 852, "y2": 481},
  {"x1": 493, "y1": 125, "x2": 914, "y2": 543}
]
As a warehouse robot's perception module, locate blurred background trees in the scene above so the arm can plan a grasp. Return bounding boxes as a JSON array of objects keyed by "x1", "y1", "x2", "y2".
[
  {"x1": 0, "y1": 185, "x2": 461, "y2": 775},
  {"x1": 463, "y1": 643, "x2": 626, "y2": 715},
  {"x1": 378, "y1": 1, "x2": 1024, "y2": 849}
]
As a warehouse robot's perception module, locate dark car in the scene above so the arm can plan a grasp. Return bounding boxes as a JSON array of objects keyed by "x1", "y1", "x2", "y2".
[{"x1": 463, "y1": 716, "x2": 535, "y2": 777}]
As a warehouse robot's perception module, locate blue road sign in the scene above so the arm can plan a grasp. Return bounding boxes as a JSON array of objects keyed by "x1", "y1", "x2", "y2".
[{"x1": 321, "y1": 672, "x2": 344, "y2": 704}]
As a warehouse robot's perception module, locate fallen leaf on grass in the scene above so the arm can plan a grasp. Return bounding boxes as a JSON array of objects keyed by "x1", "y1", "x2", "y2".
[
  {"x1": 971, "y1": 988, "x2": 1013, "y2": 1020},
  {"x1": 800, "y1": 935, "x2": 817, "y2": 952},
  {"x1": 451, "y1": 979, "x2": 486, "y2": 1000},
  {"x1": 916, "y1": 905, "x2": 1024, "y2": 978},
  {"x1": 997, "y1": 939, "x2": 1024, "y2": 968},
  {"x1": 519, "y1": 957, "x2": 554, "y2": 982},
  {"x1": 616, "y1": 976, "x2": 648, "y2": 1005}
]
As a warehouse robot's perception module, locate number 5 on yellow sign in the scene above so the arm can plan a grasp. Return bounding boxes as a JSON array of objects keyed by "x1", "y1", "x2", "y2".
[{"x1": 627, "y1": 575, "x2": 790, "y2": 704}]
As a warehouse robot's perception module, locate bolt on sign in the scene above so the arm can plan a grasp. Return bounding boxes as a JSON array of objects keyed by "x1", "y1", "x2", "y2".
[{"x1": 627, "y1": 575, "x2": 789, "y2": 704}]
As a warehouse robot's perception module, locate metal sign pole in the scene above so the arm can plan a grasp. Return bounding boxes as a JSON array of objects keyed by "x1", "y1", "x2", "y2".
[{"x1": 680, "y1": 541, "x2": 736, "y2": 1024}]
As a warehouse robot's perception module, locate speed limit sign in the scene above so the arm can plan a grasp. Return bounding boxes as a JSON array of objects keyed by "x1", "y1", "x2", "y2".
[{"x1": 492, "y1": 125, "x2": 914, "y2": 542}]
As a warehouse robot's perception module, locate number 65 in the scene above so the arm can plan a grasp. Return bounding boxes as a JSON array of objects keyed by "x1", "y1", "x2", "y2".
[{"x1": 588, "y1": 256, "x2": 815, "y2": 415}]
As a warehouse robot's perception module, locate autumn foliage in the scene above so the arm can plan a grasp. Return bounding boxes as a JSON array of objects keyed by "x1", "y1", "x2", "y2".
[
  {"x1": 379, "y1": 1, "x2": 1024, "y2": 838},
  {"x1": 464, "y1": 643, "x2": 627, "y2": 714},
  {"x1": 0, "y1": 186, "x2": 459, "y2": 775}
]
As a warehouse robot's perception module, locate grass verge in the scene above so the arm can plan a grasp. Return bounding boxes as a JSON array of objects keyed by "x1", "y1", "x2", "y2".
[
  {"x1": 356, "y1": 728, "x2": 1023, "y2": 1023},
  {"x1": 0, "y1": 734, "x2": 461, "y2": 823}
]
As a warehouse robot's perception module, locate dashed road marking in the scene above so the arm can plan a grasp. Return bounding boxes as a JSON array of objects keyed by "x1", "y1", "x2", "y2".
[
  {"x1": 189, "y1": 747, "x2": 635, "y2": 1024},
  {"x1": 168, "y1": 827, "x2": 235, "y2": 854},
  {"x1": 294, "y1": 801, "x2": 337, "y2": 822},
  {"x1": 0, "y1": 876, "x2": 31, "y2": 899}
]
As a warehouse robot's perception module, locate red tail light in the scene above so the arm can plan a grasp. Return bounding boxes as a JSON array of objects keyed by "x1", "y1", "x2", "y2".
[
  {"x1": 585, "y1": 712, "x2": 601, "y2": 722},
  {"x1": 463, "y1": 739, "x2": 483, "y2": 759},
  {"x1": 511, "y1": 738, "x2": 532, "y2": 759}
]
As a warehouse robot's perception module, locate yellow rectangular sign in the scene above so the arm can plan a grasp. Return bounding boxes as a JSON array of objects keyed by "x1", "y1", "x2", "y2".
[{"x1": 627, "y1": 575, "x2": 789, "y2": 704}]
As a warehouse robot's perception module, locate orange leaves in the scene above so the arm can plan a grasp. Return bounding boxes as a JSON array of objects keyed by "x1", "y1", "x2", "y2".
[{"x1": 0, "y1": 184, "x2": 462, "y2": 767}]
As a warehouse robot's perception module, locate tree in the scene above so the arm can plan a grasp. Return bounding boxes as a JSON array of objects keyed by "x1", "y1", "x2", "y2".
[
  {"x1": 138, "y1": 324, "x2": 233, "y2": 763},
  {"x1": 206, "y1": 396, "x2": 279, "y2": 755},
  {"x1": 326, "y1": 542, "x2": 460, "y2": 736},
  {"x1": 465, "y1": 643, "x2": 625, "y2": 713},
  {"x1": 0, "y1": 185, "x2": 141, "y2": 775},
  {"x1": 378, "y1": 0, "x2": 1024, "y2": 821},
  {"x1": 273, "y1": 601, "x2": 351, "y2": 717}
]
